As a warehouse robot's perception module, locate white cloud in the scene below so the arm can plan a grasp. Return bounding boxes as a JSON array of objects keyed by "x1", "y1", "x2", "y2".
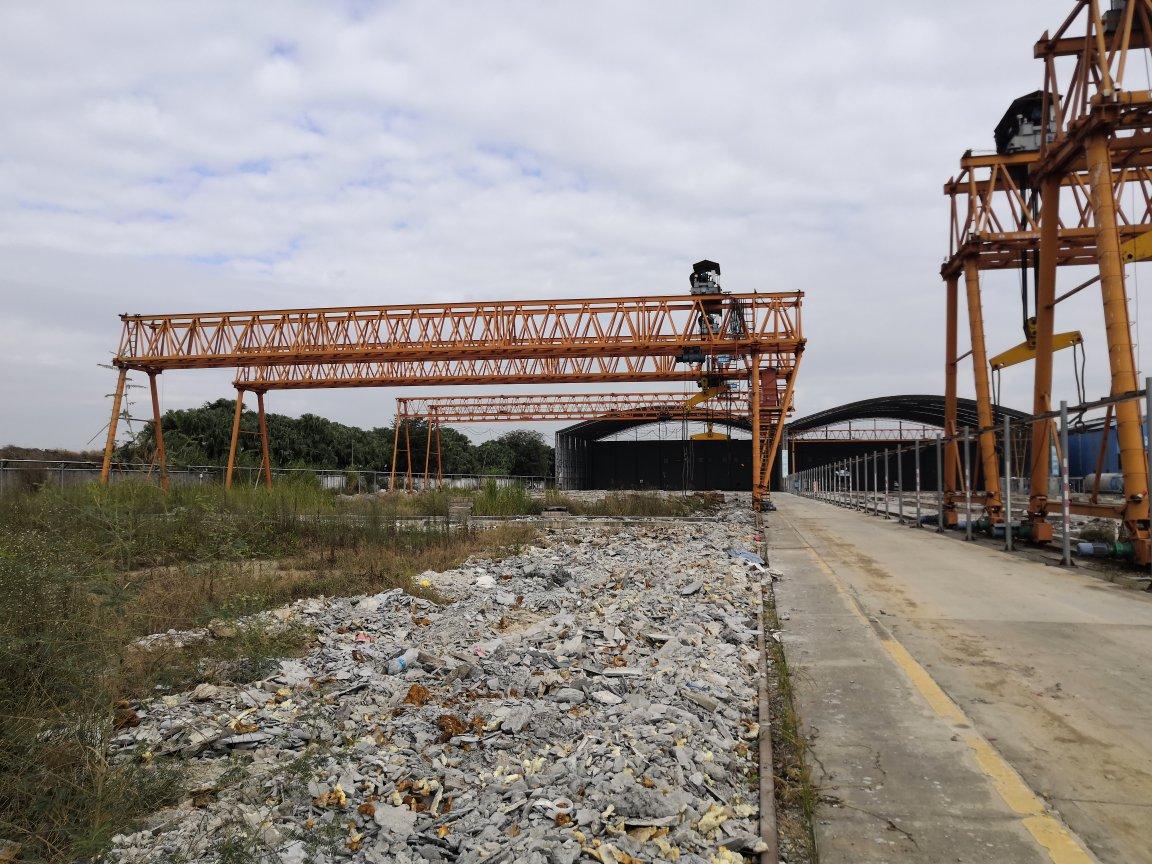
[{"x1": 0, "y1": 0, "x2": 1149, "y2": 449}]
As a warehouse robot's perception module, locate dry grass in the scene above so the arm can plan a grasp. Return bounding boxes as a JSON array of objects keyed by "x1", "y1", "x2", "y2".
[
  {"x1": 1077, "y1": 522, "x2": 1118, "y2": 545},
  {"x1": 357, "y1": 485, "x2": 726, "y2": 519},
  {"x1": 108, "y1": 521, "x2": 532, "y2": 636},
  {"x1": 0, "y1": 482, "x2": 535, "y2": 862},
  {"x1": 364, "y1": 488, "x2": 457, "y2": 518},
  {"x1": 369, "y1": 482, "x2": 541, "y2": 517},
  {"x1": 539, "y1": 490, "x2": 724, "y2": 517}
]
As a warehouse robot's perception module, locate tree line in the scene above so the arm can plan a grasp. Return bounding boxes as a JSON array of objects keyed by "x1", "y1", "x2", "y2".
[{"x1": 121, "y1": 398, "x2": 554, "y2": 478}]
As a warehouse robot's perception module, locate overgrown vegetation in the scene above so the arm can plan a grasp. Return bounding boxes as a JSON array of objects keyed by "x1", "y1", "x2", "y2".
[
  {"x1": 368, "y1": 483, "x2": 726, "y2": 519},
  {"x1": 113, "y1": 398, "x2": 555, "y2": 477},
  {"x1": 762, "y1": 569, "x2": 819, "y2": 862},
  {"x1": 551, "y1": 490, "x2": 725, "y2": 517},
  {"x1": 0, "y1": 444, "x2": 101, "y2": 461},
  {"x1": 0, "y1": 533, "x2": 184, "y2": 862},
  {"x1": 0, "y1": 482, "x2": 535, "y2": 862},
  {"x1": 473, "y1": 481, "x2": 542, "y2": 516},
  {"x1": 1077, "y1": 521, "x2": 1118, "y2": 544}
]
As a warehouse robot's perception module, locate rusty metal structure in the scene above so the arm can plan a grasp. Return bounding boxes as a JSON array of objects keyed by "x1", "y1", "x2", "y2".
[
  {"x1": 387, "y1": 391, "x2": 749, "y2": 491},
  {"x1": 789, "y1": 424, "x2": 941, "y2": 443},
  {"x1": 102, "y1": 290, "x2": 804, "y2": 507},
  {"x1": 395, "y1": 391, "x2": 745, "y2": 422},
  {"x1": 942, "y1": 0, "x2": 1152, "y2": 563},
  {"x1": 235, "y1": 355, "x2": 765, "y2": 388},
  {"x1": 111, "y1": 294, "x2": 800, "y2": 369}
]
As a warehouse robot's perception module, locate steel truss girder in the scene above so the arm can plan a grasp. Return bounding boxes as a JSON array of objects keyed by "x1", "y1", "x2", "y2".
[
  {"x1": 105, "y1": 291, "x2": 805, "y2": 511},
  {"x1": 234, "y1": 352, "x2": 797, "y2": 390},
  {"x1": 114, "y1": 292, "x2": 802, "y2": 371},
  {"x1": 393, "y1": 391, "x2": 748, "y2": 423},
  {"x1": 790, "y1": 427, "x2": 940, "y2": 442},
  {"x1": 246, "y1": 355, "x2": 799, "y2": 506}
]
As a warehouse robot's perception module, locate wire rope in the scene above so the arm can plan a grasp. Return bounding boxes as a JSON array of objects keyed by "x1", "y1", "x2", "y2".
[{"x1": 1128, "y1": 168, "x2": 1144, "y2": 382}]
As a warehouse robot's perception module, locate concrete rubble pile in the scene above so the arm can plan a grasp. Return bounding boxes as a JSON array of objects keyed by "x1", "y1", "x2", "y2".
[{"x1": 104, "y1": 506, "x2": 768, "y2": 864}]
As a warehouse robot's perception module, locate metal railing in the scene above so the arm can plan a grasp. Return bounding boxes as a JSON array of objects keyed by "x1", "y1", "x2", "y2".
[{"x1": 783, "y1": 379, "x2": 1152, "y2": 573}]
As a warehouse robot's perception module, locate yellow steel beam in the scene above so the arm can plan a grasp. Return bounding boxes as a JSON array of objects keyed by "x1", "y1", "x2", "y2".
[
  {"x1": 682, "y1": 383, "x2": 729, "y2": 410},
  {"x1": 989, "y1": 331, "x2": 1083, "y2": 371},
  {"x1": 1120, "y1": 227, "x2": 1152, "y2": 262}
]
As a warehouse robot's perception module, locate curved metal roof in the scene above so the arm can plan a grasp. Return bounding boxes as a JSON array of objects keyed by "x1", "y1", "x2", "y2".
[
  {"x1": 557, "y1": 394, "x2": 1027, "y2": 442},
  {"x1": 787, "y1": 394, "x2": 1028, "y2": 433},
  {"x1": 557, "y1": 413, "x2": 751, "y2": 443}
]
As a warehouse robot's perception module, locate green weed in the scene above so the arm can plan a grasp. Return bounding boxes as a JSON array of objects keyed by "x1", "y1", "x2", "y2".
[
  {"x1": 543, "y1": 489, "x2": 724, "y2": 517},
  {"x1": 0, "y1": 482, "x2": 536, "y2": 862},
  {"x1": 0, "y1": 533, "x2": 183, "y2": 861},
  {"x1": 471, "y1": 480, "x2": 541, "y2": 516}
]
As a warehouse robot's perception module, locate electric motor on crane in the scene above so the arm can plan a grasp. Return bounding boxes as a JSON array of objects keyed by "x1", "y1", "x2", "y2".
[{"x1": 680, "y1": 259, "x2": 742, "y2": 438}]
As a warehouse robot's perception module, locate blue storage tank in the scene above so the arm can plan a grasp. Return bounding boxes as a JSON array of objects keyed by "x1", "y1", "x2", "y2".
[
  {"x1": 1067, "y1": 426, "x2": 1120, "y2": 478},
  {"x1": 1066, "y1": 421, "x2": 1148, "y2": 479}
]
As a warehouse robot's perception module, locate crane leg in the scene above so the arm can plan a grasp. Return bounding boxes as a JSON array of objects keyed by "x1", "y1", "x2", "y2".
[
  {"x1": 1026, "y1": 176, "x2": 1061, "y2": 543},
  {"x1": 225, "y1": 389, "x2": 245, "y2": 490},
  {"x1": 100, "y1": 368, "x2": 128, "y2": 484},
  {"x1": 964, "y1": 259, "x2": 1003, "y2": 525},
  {"x1": 1086, "y1": 133, "x2": 1151, "y2": 564},
  {"x1": 943, "y1": 274, "x2": 960, "y2": 526},
  {"x1": 148, "y1": 371, "x2": 169, "y2": 492}
]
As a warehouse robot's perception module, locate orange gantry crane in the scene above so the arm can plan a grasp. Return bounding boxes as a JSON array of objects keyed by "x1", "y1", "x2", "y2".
[
  {"x1": 102, "y1": 286, "x2": 804, "y2": 508},
  {"x1": 386, "y1": 390, "x2": 753, "y2": 490},
  {"x1": 942, "y1": 0, "x2": 1152, "y2": 563},
  {"x1": 112, "y1": 293, "x2": 801, "y2": 368},
  {"x1": 395, "y1": 390, "x2": 747, "y2": 421},
  {"x1": 234, "y1": 354, "x2": 766, "y2": 388}
]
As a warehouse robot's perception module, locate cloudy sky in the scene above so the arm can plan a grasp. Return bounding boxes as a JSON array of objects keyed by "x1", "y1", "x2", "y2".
[{"x1": 2, "y1": 1, "x2": 1150, "y2": 449}]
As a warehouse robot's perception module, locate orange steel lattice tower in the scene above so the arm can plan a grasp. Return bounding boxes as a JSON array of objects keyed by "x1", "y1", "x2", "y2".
[
  {"x1": 102, "y1": 292, "x2": 804, "y2": 508},
  {"x1": 942, "y1": 0, "x2": 1152, "y2": 563}
]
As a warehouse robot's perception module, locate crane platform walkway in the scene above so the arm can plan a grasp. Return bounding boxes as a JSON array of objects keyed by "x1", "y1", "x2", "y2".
[{"x1": 765, "y1": 494, "x2": 1152, "y2": 864}]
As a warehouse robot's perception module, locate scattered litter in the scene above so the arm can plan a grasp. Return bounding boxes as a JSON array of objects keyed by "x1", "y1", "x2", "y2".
[
  {"x1": 387, "y1": 647, "x2": 420, "y2": 675},
  {"x1": 728, "y1": 548, "x2": 765, "y2": 566},
  {"x1": 104, "y1": 500, "x2": 763, "y2": 863}
]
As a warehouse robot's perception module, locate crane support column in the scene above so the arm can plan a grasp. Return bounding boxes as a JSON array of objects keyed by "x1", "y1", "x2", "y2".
[
  {"x1": 761, "y1": 354, "x2": 803, "y2": 500},
  {"x1": 943, "y1": 273, "x2": 960, "y2": 527},
  {"x1": 1027, "y1": 175, "x2": 1061, "y2": 543},
  {"x1": 225, "y1": 388, "x2": 245, "y2": 490},
  {"x1": 424, "y1": 415, "x2": 434, "y2": 488},
  {"x1": 99, "y1": 368, "x2": 128, "y2": 484},
  {"x1": 750, "y1": 356, "x2": 762, "y2": 508},
  {"x1": 1086, "y1": 132, "x2": 1151, "y2": 564},
  {"x1": 434, "y1": 418, "x2": 443, "y2": 486},
  {"x1": 403, "y1": 420, "x2": 413, "y2": 491},
  {"x1": 390, "y1": 414, "x2": 402, "y2": 492},
  {"x1": 256, "y1": 391, "x2": 273, "y2": 489},
  {"x1": 963, "y1": 257, "x2": 1003, "y2": 522},
  {"x1": 148, "y1": 371, "x2": 169, "y2": 492}
]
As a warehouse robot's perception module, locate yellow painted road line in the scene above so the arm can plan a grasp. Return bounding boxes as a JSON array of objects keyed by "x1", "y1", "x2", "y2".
[{"x1": 775, "y1": 513, "x2": 1098, "y2": 864}]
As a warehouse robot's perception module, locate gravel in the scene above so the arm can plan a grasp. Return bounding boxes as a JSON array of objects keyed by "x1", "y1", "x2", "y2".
[{"x1": 103, "y1": 503, "x2": 768, "y2": 864}]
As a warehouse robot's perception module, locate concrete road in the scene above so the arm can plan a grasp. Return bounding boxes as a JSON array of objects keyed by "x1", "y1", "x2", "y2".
[{"x1": 768, "y1": 494, "x2": 1152, "y2": 864}]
